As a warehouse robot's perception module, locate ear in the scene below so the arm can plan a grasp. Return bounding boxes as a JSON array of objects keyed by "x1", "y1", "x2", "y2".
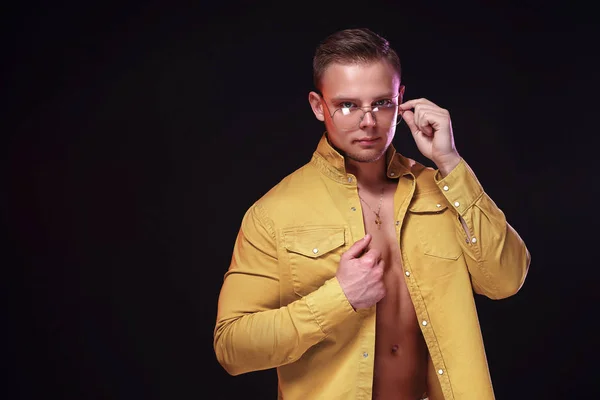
[
  {"x1": 397, "y1": 85, "x2": 406, "y2": 116},
  {"x1": 308, "y1": 91, "x2": 325, "y2": 122},
  {"x1": 399, "y1": 85, "x2": 405, "y2": 104}
]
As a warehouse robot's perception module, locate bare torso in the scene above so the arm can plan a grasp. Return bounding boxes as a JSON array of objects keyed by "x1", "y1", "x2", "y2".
[{"x1": 359, "y1": 181, "x2": 429, "y2": 400}]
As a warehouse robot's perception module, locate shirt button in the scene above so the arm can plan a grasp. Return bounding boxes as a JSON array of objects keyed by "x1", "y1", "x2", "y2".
[
  {"x1": 471, "y1": 237, "x2": 477, "y2": 243},
  {"x1": 422, "y1": 320, "x2": 428, "y2": 326},
  {"x1": 454, "y1": 201, "x2": 460, "y2": 207},
  {"x1": 395, "y1": 221, "x2": 400, "y2": 226},
  {"x1": 438, "y1": 369, "x2": 444, "y2": 375},
  {"x1": 405, "y1": 271, "x2": 410, "y2": 277},
  {"x1": 348, "y1": 177, "x2": 353, "y2": 182},
  {"x1": 443, "y1": 185, "x2": 449, "y2": 191},
  {"x1": 312, "y1": 248, "x2": 318, "y2": 254},
  {"x1": 436, "y1": 203, "x2": 441, "y2": 208},
  {"x1": 363, "y1": 352, "x2": 368, "y2": 358},
  {"x1": 351, "y1": 207, "x2": 356, "y2": 211}
]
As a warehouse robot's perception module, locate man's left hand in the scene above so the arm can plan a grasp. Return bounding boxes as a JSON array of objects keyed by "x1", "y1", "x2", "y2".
[{"x1": 398, "y1": 98, "x2": 461, "y2": 177}]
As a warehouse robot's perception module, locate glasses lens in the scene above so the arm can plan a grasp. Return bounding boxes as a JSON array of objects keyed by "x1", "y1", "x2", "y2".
[
  {"x1": 332, "y1": 104, "x2": 399, "y2": 130},
  {"x1": 332, "y1": 107, "x2": 362, "y2": 130}
]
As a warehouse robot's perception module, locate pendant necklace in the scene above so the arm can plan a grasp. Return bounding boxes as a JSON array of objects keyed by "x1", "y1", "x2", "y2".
[{"x1": 358, "y1": 187, "x2": 385, "y2": 229}]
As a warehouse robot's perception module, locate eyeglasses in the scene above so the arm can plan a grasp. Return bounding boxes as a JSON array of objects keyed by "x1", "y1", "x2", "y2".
[{"x1": 320, "y1": 94, "x2": 402, "y2": 131}]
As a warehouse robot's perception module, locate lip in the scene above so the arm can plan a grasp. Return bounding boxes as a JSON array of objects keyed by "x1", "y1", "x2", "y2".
[{"x1": 355, "y1": 137, "x2": 380, "y2": 145}]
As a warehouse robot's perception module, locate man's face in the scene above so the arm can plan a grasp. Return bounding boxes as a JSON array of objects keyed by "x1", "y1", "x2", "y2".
[{"x1": 309, "y1": 60, "x2": 403, "y2": 163}]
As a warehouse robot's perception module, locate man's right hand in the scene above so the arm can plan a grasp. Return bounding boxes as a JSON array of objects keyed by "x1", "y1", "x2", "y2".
[{"x1": 336, "y1": 234, "x2": 386, "y2": 309}]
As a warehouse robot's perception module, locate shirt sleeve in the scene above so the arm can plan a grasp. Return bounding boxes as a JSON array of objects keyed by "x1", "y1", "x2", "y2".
[
  {"x1": 435, "y1": 158, "x2": 531, "y2": 299},
  {"x1": 213, "y1": 202, "x2": 355, "y2": 376}
]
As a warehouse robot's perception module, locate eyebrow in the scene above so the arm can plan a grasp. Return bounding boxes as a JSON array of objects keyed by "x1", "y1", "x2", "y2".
[{"x1": 330, "y1": 93, "x2": 398, "y2": 102}]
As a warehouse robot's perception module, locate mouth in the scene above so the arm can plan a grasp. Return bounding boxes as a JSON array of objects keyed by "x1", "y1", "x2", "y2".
[{"x1": 354, "y1": 137, "x2": 380, "y2": 145}]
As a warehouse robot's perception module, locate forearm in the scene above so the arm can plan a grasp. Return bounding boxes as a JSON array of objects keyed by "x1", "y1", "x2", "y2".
[
  {"x1": 437, "y1": 159, "x2": 531, "y2": 299},
  {"x1": 214, "y1": 277, "x2": 354, "y2": 376},
  {"x1": 458, "y1": 194, "x2": 530, "y2": 298}
]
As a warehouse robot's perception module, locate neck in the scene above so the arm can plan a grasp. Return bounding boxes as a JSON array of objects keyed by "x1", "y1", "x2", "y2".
[{"x1": 346, "y1": 157, "x2": 389, "y2": 192}]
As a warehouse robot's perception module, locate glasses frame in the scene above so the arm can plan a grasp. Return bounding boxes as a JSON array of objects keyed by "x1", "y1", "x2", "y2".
[{"x1": 318, "y1": 93, "x2": 403, "y2": 131}]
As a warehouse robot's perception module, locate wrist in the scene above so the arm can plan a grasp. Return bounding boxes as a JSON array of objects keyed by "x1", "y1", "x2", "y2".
[{"x1": 435, "y1": 153, "x2": 461, "y2": 178}]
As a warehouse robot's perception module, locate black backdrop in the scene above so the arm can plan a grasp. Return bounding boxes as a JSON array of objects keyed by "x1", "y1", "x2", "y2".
[{"x1": 3, "y1": 1, "x2": 598, "y2": 399}]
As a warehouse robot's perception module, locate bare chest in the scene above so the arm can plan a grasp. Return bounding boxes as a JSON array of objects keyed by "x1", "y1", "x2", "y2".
[
  {"x1": 360, "y1": 191, "x2": 429, "y2": 399},
  {"x1": 359, "y1": 191, "x2": 399, "y2": 260}
]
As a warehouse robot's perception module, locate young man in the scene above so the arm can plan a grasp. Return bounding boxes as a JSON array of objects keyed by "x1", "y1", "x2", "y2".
[{"x1": 213, "y1": 28, "x2": 530, "y2": 400}]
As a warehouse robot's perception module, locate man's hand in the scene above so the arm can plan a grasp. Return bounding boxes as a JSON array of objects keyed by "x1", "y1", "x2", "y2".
[
  {"x1": 336, "y1": 234, "x2": 386, "y2": 310},
  {"x1": 399, "y1": 98, "x2": 461, "y2": 177}
]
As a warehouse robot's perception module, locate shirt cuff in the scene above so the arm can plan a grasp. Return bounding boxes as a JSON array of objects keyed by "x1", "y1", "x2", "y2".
[
  {"x1": 304, "y1": 277, "x2": 355, "y2": 335},
  {"x1": 434, "y1": 158, "x2": 484, "y2": 216}
]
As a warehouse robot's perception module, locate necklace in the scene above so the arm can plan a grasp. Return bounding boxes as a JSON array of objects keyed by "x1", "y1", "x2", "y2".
[{"x1": 357, "y1": 187, "x2": 385, "y2": 229}]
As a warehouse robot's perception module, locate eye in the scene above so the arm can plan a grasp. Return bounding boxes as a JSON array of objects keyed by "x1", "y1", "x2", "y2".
[
  {"x1": 373, "y1": 99, "x2": 393, "y2": 107},
  {"x1": 339, "y1": 101, "x2": 356, "y2": 109}
]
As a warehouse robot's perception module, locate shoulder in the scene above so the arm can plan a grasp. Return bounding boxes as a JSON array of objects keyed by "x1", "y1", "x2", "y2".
[
  {"x1": 251, "y1": 161, "x2": 320, "y2": 211},
  {"x1": 397, "y1": 153, "x2": 437, "y2": 180},
  {"x1": 395, "y1": 153, "x2": 440, "y2": 195}
]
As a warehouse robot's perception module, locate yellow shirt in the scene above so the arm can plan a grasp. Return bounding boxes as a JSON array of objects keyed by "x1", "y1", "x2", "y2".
[{"x1": 214, "y1": 134, "x2": 530, "y2": 400}]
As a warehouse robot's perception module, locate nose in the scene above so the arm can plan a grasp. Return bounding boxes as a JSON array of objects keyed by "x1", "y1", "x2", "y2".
[{"x1": 359, "y1": 110, "x2": 377, "y2": 128}]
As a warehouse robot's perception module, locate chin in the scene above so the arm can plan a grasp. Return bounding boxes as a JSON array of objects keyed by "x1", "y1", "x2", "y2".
[{"x1": 345, "y1": 149, "x2": 386, "y2": 163}]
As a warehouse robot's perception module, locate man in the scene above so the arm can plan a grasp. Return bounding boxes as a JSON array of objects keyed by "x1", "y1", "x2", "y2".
[{"x1": 213, "y1": 27, "x2": 530, "y2": 400}]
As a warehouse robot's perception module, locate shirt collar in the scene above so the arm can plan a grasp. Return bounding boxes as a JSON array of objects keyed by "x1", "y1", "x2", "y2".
[{"x1": 310, "y1": 132, "x2": 414, "y2": 184}]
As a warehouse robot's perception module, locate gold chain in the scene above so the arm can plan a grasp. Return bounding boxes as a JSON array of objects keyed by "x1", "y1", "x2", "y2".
[{"x1": 357, "y1": 187, "x2": 385, "y2": 229}]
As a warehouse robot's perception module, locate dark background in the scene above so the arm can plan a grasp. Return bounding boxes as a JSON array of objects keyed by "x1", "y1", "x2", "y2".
[{"x1": 3, "y1": 1, "x2": 598, "y2": 399}]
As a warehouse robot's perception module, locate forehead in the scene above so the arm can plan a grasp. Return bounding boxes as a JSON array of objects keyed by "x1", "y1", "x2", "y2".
[{"x1": 320, "y1": 60, "x2": 400, "y2": 99}]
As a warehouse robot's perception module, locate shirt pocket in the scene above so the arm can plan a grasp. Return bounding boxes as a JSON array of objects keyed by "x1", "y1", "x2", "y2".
[
  {"x1": 282, "y1": 225, "x2": 347, "y2": 297},
  {"x1": 408, "y1": 195, "x2": 463, "y2": 261}
]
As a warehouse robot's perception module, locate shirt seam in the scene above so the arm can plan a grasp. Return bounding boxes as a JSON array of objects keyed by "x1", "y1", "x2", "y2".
[
  {"x1": 305, "y1": 296, "x2": 328, "y2": 336},
  {"x1": 254, "y1": 202, "x2": 276, "y2": 240}
]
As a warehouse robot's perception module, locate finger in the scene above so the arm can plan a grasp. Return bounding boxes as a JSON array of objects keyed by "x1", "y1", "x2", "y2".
[
  {"x1": 415, "y1": 106, "x2": 447, "y2": 136},
  {"x1": 361, "y1": 248, "x2": 382, "y2": 265},
  {"x1": 378, "y1": 256, "x2": 385, "y2": 267},
  {"x1": 376, "y1": 286, "x2": 387, "y2": 302},
  {"x1": 364, "y1": 247, "x2": 382, "y2": 261},
  {"x1": 415, "y1": 110, "x2": 434, "y2": 137},
  {"x1": 415, "y1": 105, "x2": 446, "y2": 121},
  {"x1": 416, "y1": 105, "x2": 446, "y2": 114},
  {"x1": 398, "y1": 98, "x2": 438, "y2": 111},
  {"x1": 421, "y1": 125, "x2": 434, "y2": 136},
  {"x1": 373, "y1": 259, "x2": 385, "y2": 276},
  {"x1": 342, "y1": 233, "x2": 372, "y2": 260}
]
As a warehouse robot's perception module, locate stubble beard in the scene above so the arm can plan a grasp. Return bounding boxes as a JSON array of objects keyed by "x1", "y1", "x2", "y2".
[
  {"x1": 343, "y1": 148, "x2": 387, "y2": 164},
  {"x1": 326, "y1": 128, "x2": 393, "y2": 164}
]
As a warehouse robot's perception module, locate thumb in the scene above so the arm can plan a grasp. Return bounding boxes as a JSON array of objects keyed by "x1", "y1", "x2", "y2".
[{"x1": 343, "y1": 234, "x2": 372, "y2": 260}]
